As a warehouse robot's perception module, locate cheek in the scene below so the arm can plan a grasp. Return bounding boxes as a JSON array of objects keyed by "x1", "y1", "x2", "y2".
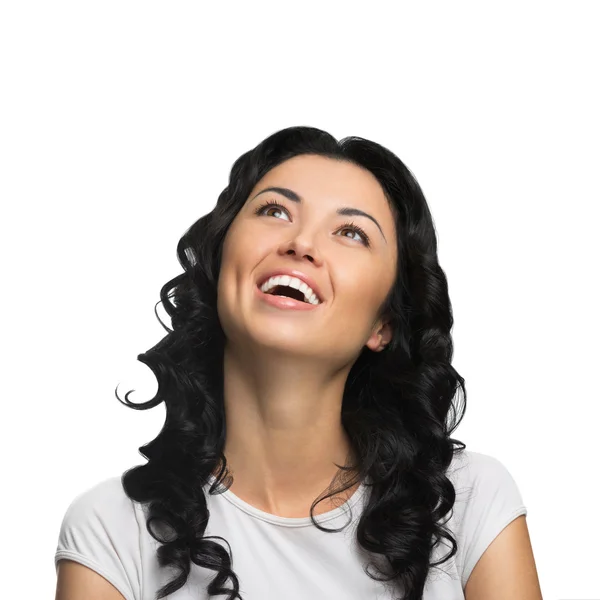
[
  {"x1": 224, "y1": 221, "x2": 260, "y2": 261},
  {"x1": 219, "y1": 222, "x2": 247, "y2": 276},
  {"x1": 337, "y1": 266, "x2": 377, "y2": 303},
  {"x1": 335, "y1": 269, "x2": 391, "y2": 331},
  {"x1": 217, "y1": 226, "x2": 256, "y2": 305},
  {"x1": 217, "y1": 234, "x2": 240, "y2": 312}
]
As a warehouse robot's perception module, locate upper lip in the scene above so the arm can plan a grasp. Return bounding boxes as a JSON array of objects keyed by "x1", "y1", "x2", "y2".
[{"x1": 257, "y1": 268, "x2": 325, "y2": 303}]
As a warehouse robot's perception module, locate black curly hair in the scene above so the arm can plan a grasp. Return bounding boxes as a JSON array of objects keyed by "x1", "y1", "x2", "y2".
[{"x1": 117, "y1": 125, "x2": 467, "y2": 600}]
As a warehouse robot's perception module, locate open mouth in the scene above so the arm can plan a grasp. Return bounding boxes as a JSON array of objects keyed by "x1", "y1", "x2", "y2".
[
  {"x1": 255, "y1": 281, "x2": 325, "y2": 310},
  {"x1": 256, "y1": 273, "x2": 324, "y2": 307},
  {"x1": 261, "y1": 284, "x2": 309, "y2": 303}
]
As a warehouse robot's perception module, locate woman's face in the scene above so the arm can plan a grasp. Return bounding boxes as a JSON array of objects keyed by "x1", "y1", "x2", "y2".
[{"x1": 217, "y1": 154, "x2": 398, "y2": 362}]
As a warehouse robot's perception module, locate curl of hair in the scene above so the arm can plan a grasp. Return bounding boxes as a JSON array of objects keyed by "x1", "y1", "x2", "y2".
[{"x1": 117, "y1": 125, "x2": 467, "y2": 600}]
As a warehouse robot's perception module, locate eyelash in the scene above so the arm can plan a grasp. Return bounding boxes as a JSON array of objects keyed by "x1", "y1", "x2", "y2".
[{"x1": 253, "y1": 200, "x2": 372, "y2": 248}]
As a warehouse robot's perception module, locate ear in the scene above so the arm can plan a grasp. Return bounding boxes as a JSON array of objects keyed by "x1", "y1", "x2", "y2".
[{"x1": 365, "y1": 317, "x2": 393, "y2": 352}]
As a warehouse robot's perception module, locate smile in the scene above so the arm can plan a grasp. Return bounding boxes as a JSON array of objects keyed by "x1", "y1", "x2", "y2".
[{"x1": 255, "y1": 284, "x2": 322, "y2": 311}]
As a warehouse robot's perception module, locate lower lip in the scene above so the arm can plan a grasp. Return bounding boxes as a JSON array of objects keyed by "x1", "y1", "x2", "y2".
[{"x1": 255, "y1": 285, "x2": 321, "y2": 311}]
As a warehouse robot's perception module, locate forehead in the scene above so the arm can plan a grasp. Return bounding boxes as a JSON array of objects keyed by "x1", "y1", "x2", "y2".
[{"x1": 250, "y1": 154, "x2": 390, "y2": 210}]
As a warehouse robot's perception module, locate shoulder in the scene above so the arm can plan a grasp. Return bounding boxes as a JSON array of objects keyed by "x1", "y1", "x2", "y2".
[
  {"x1": 444, "y1": 449, "x2": 528, "y2": 589},
  {"x1": 58, "y1": 476, "x2": 141, "y2": 538},
  {"x1": 447, "y1": 449, "x2": 524, "y2": 500},
  {"x1": 55, "y1": 476, "x2": 143, "y2": 600},
  {"x1": 62, "y1": 476, "x2": 136, "y2": 514}
]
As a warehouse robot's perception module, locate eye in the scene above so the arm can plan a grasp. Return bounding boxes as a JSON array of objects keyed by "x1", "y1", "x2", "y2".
[
  {"x1": 337, "y1": 221, "x2": 371, "y2": 247},
  {"x1": 254, "y1": 201, "x2": 371, "y2": 248},
  {"x1": 254, "y1": 200, "x2": 291, "y2": 221}
]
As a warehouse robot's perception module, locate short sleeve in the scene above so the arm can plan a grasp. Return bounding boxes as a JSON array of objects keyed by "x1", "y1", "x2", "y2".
[
  {"x1": 54, "y1": 476, "x2": 143, "y2": 600},
  {"x1": 451, "y1": 451, "x2": 528, "y2": 589}
]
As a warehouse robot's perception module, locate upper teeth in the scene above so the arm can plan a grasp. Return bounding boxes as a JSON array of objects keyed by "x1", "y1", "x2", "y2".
[{"x1": 260, "y1": 275, "x2": 321, "y2": 305}]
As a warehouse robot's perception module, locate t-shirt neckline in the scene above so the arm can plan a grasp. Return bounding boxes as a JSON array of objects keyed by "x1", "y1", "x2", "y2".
[{"x1": 206, "y1": 473, "x2": 368, "y2": 528}]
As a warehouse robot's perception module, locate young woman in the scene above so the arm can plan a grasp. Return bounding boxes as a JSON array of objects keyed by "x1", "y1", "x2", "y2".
[{"x1": 54, "y1": 126, "x2": 542, "y2": 600}]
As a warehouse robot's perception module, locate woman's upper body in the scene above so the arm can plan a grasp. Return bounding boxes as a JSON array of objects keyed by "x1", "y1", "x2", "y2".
[
  {"x1": 55, "y1": 130, "x2": 542, "y2": 599},
  {"x1": 55, "y1": 449, "x2": 533, "y2": 600}
]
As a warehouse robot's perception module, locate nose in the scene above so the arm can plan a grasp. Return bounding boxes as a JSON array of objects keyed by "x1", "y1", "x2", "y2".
[{"x1": 278, "y1": 234, "x2": 323, "y2": 265}]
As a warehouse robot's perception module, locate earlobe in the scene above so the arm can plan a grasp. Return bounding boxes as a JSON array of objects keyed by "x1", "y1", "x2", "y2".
[
  {"x1": 378, "y1": 321, "x2": 393, "y2": 351},
  {"x1": 366, "y1": 320, "x2": 393, "y2": 352}
]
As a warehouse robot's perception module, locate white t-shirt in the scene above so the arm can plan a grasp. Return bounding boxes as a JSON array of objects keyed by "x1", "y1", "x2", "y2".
[{"x1": 54, "y1": 450, "x2": 527, "y2": 599}]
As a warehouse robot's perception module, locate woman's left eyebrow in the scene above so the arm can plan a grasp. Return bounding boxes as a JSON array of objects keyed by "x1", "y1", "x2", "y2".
[{"x1": 251, "y1": 186, "x2": 387, "y2": 243}]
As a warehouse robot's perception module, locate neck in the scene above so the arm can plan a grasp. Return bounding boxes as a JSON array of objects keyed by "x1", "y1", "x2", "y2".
[{"x1": 213, "y1": 342, "x2": 359, "y2": 516}]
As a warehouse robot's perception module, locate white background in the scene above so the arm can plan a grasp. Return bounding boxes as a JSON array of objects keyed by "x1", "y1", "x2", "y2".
[{"x1": 1, "y1": 2, "x2": 598, "y2": 598}]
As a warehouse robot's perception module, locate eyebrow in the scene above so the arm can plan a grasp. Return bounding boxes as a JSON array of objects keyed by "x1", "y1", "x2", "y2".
[{"x1": 250, "y1": 186, "x2": 387, "y2": 243}]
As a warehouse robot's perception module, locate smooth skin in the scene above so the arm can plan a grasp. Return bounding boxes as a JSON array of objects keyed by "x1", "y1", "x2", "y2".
[
  {"x1": 214, "y1": 154, "x2": 398, "y2": 517},
  {"x1": 464, "y1": 515, "x2": 543, "y2": 599},
  {"x1": 55, "y1": 560, "x2": 126, "y2": 600}
]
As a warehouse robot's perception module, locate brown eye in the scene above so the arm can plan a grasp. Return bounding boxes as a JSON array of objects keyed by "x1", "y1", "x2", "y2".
[
  {"x1": 254, "y1": 201, "x2": 290, "y2": 221},
  {"x1": 337, "y1": 222, "x2": 371, "y2": 247},
  {"x1": 254, "y1": 202, "x2": 371, "y2": 248}
]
